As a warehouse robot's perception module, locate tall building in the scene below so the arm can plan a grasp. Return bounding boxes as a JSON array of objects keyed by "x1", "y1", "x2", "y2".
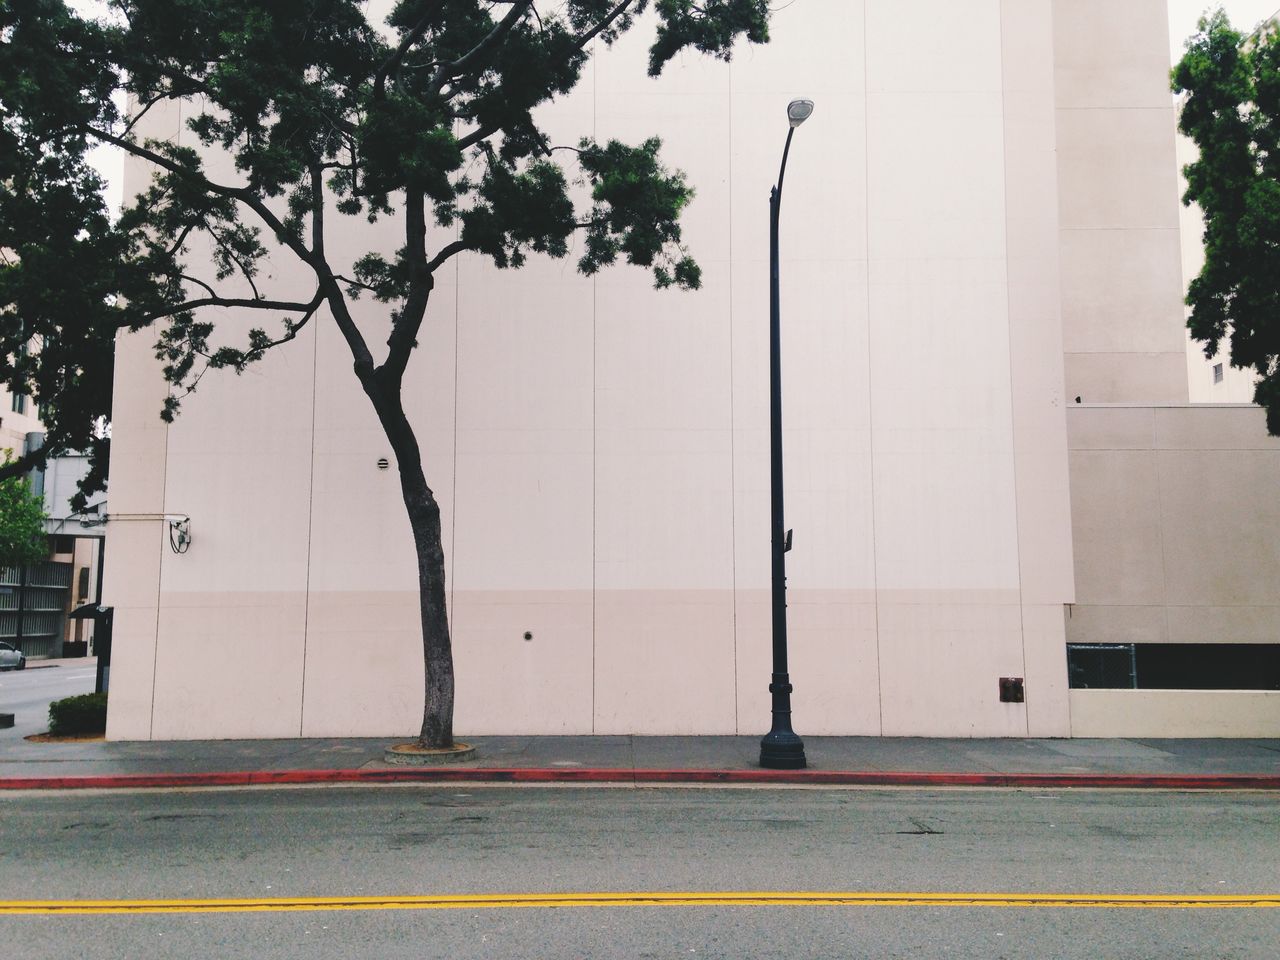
[{"x1": 103, "y1": 0, "x2": 1280, "y2": 741}]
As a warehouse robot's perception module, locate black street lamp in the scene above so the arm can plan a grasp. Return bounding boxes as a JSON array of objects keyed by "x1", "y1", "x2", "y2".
[{"x1": 759, "y1": 98, "x2": 813, "y2": 771}]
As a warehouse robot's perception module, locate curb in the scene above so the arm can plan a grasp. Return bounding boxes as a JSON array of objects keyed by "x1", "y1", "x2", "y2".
[{"x1": 1, "y1": 768, "x2": 1277, "y2": 791}]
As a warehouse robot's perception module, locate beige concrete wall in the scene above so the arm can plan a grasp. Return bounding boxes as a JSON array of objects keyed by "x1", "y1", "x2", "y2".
[
  {"x1": 1070, "y1": 690, "x2": 1279, "y2": 737},
  {"x1": 106, "y1": 0, "x2": 1099, "y2": 740},
  {"x1": 1002, "y1": 0, "x2": 1076, "y2": 736},
  {"x1": 1053, "y1": 0, "x2": 1188, "y2": 404},
  {"x1": 1066, "y1": 404, "x2": 1280, "y2": 736},
  {"x1": 102, "y1": 99, "x2": 182, "y2": 741}
]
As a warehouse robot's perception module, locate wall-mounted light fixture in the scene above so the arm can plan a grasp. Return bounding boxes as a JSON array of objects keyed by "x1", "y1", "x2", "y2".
[
  {"x1": 98, "y1": 513, "x2": 193, "y2": 555},
  {"x1": 168, "y1": 518, "x2": 192, "y2": 554}
]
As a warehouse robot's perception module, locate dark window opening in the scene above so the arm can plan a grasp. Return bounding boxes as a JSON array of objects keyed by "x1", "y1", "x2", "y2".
[
  {"x1": 1067, "y1": 644, "x2": 1136, "y2": 688},
  {"x1": 1068, "y1": 643, "x2": 1280, "y2": 691},
  {"x1": 10, "y1": 392, "x2": 26, "y2": 415},
  {"x1": 51, "y1": 535, "x2": 75, "y2": 555}
]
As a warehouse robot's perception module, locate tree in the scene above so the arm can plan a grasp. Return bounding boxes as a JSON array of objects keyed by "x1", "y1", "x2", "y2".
[
  {"x1": 0, "y1": 0, "x2": 771, "y2": 747},
  {"x1": 0, "y1": 451, "x2": 47, "y2": 568},
  {"x1": 1173, "y1": 9, "x2": 1280, "y2": 434}
]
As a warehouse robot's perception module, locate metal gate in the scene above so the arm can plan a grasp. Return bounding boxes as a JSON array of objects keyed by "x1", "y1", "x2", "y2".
[{"x1": 0, "y1": 561, "x2": 73, "y2": 659}]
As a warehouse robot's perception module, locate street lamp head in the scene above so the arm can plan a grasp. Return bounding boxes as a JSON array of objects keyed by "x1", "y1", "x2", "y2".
[{"x1": 787, "y1": 99, "x2": 814, "y2": 128}]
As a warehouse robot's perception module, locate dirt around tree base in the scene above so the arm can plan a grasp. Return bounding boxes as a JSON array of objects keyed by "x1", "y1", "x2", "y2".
[
  {"x1": 384, "y1": 741, "x2": 477, "y2": 765},
  {"x1": 25, "y1": 732, "x2": 106, "y2": 743}
]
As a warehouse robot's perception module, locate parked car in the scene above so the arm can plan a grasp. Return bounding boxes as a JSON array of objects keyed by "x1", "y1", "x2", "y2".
[{"x1": 0, "y1": 642, "x2": 25, "y2": 671}]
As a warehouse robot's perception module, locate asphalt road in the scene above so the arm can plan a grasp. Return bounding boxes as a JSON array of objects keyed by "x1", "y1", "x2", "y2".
[
  {"x1": 1, "y1": 785, "x2": 1276, "y2": 958},
  {"x1": 0, "y1": 662, "x2": 96, "y2": 739}
]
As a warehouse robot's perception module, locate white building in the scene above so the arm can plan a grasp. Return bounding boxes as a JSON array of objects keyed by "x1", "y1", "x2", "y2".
[{"x1": 103, "y1": 0, "x2": 1280, "y2": 741}]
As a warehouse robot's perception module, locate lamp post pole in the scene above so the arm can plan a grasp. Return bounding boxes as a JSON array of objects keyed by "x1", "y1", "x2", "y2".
[{"x1": 759, "y1": 99, "x2": 813, "y2": 770}]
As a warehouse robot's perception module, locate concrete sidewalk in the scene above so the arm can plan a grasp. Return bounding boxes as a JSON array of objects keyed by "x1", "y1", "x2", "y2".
[
  {"x1": 21, "y1": 655, "x2": 97, "y2": 670},
  {"x1": 1, "y1": 733, "x2": 1278, "y2": 790}
]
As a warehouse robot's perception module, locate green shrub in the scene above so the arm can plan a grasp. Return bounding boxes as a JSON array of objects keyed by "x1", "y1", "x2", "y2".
[{"x1": 48, "y1": 692, "x2": 107, "y2": 736}]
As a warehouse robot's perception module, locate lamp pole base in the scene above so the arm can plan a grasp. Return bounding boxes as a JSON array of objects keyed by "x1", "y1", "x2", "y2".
[{"x1": 759, "y1": 728, "x2": 807, "y2": 770}]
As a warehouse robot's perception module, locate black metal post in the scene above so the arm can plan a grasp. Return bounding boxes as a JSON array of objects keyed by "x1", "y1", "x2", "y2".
[
  {"x1": 94, "y1": 607, "x2": 112, "y2": 695},
  {"x1": 759, "y1": 126, "x2": 806, "y2": 770}
]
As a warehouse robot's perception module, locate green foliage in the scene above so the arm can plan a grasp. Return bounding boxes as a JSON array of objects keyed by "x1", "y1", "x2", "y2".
[
  {"x1": 48, "y1": 691, "x2": 108, "y2": 736},
  {"x1": 1174, "y1": 9, "x2": 1280, "y2": 434},
  {"x1": 0, "y1": 0, "x2": 773, "y2": 477},
  {"x1": 649, "y1": 0, "x2": 770, "y2": 76},
  {"x1": 0, "y1": 0, "x2": 126, "y2": 502},
  {"x1": 578, "y1": 137, "x2": 699, "y2": 288},
  {"x1": 0, "y1": 450, "x2": 47, "y2": 567}
]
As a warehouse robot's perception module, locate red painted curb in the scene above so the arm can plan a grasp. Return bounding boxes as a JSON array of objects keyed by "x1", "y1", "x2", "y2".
[{"x1": 0, "y1": 768, "x2": 1277, "y2": 791}]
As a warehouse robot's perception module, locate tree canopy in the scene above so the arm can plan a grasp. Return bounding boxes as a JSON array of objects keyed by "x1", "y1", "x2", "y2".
[
  {"x1": 0, "y1": 450, "x2": 47, "y2": 567},
  {"x1": 0, "y1": 0, "x2": 769, "y2": 488},
  {"x1": 1173, "y1": 9, "x2": 1280, "y2": 433},
  {"x1": 0, "y1": 0, "x2": 772, "y2": 746}
]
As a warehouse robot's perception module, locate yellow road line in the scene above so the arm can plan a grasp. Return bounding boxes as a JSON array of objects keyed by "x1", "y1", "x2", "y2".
[{"x1": 3, "y1": 891, "x2": 1278, "y2": 916}]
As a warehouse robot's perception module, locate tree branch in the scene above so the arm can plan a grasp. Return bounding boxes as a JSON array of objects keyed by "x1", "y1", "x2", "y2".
[
  {"x1": 119, "y1": 92, "x2": 169, "y2": 137},
  {"x1": 83, "y1": 120, "x2": 383, "y2": 421},
  {"x1": 431, "y1": 0, "x2": 532, "y2": 93},
  {"x1": 201, "y1": 216, "x2": 262, "y2": 299},
  {"x1": 253, "y1": 289, "x2": 326, "y2": 352},
  {"x1": 374, "y1": 5, "x2": 443, "y2": 100},
  {"x1": 573, "y1": 0, "x2": 635, "y2": 50},
  {"x1": 0, "y1": 447, "x2": 48, "y2": 485},
  {"x1": 178, "y1": 274, "x2": 218, "y2": 298},
  {"x1": 309, "y1": 163, "x2": 326, "y2": 260},
  {"x1": 321, "y1": 277, "x2": 377, "y2": 380},
  {"x1": 425, "y1": 239, "x2": 472, "y2": 273},
  {"x1": 456, "y1": 121, "x2": 501, "y2": 152},
  {"x1": 380, "y1": 187, "x2": 432, "y2": 388},
  {"x1": 82, "y1": 126, "x2": 318, "y2": 269},
  {"x1": 334, "y1": 274, "x2": 381, "y2": 294},
  {"x1": 301, "y1": 164, "x2": 376, "y2": 379},
  {"x1": 455, "y1": 0, "x2": 619, "y2": 142},
  {"x1": 142, "y1": 295, "x2": 321, "y2": 323},
  {"x1": 165, "y1": 223, "x2": 198, "y2": 259}
]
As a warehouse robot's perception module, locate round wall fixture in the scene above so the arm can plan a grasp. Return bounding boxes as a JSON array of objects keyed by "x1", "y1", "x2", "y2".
[{"x1": 377, "y1": 457, "x2": 390, "y2": 470}]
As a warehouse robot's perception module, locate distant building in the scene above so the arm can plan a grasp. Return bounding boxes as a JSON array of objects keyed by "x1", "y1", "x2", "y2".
[
  {"x1": 0, "y1": 390, "x2": 105, "y2": 659},
  {"x1": 41, "y1": 451, "x2": 105, "y2": 657},
  {"x1": 0, "y1": 384, "x2": 42, "y2": 468},
  {"x1": 103, "y1": 0, "x2": 1280, "y2": 741}
]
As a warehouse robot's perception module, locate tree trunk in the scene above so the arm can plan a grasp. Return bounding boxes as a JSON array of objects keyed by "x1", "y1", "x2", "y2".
[
  {"x1": 400, "y1": 464, "x2": 454, "y2": 749},
  {"x1": 333, "y1": 255, "x2": 454, "y2": 748},
  {"x1": 367, "y1": 386, "x2": 455, "y2": 750}
]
